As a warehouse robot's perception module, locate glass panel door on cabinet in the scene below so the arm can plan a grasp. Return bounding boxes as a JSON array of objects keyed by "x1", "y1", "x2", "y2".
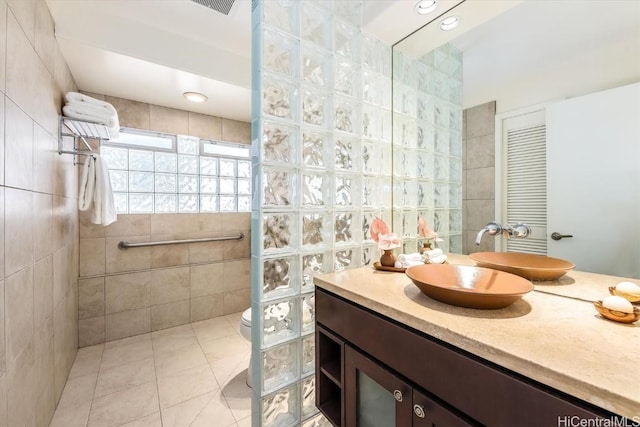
[{"x1": 344, "y1": 345, "x2": 412, "y2": 427}]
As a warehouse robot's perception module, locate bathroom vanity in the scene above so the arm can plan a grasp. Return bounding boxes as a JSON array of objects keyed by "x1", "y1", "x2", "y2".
[{"x1": 314, "y1": 255, "x2": 640, "y2": 426}]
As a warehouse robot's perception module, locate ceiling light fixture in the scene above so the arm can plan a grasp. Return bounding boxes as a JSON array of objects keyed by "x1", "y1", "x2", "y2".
[
  {"x1": 439, "y1": 16, "x2": 460, "y2": 31},
  {"x1": 183, "y1": 91, "x2": 208, "y2": 103},
  {"x1": 415, "y1": 0, "x2": 437, "y2": 15}
]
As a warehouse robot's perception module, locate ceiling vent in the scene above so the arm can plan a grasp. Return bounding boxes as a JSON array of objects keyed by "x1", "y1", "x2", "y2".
[{"x1": 189, "y1": 0, "x2": 235, "y2": 15}]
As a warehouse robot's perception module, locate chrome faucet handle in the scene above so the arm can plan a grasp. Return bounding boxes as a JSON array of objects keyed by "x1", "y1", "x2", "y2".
[
  {"x1": 484, "y1": 222, "x2": 502, "y2": 236},
  {"x1": 509, "y1": 223, "x2": 531, "y2": 238}
]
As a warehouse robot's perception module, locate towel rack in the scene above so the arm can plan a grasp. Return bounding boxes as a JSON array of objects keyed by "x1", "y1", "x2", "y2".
[
  {"x1": 58, "y1": 116, "x2": 111, "y2": 164},
  {"x1": 118, "y1": 233, "x2": 245, "y2": 249}
]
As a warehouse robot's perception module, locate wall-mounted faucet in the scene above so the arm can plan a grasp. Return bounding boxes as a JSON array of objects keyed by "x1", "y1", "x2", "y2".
[{"x1": 475, "y1": 222, "x2": 531, "y2": 245}]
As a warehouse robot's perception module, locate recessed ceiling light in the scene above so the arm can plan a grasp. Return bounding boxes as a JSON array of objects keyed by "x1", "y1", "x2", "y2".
[
  {"x1": 415, "y1": 0, "x2": 437, "y2": 15},
  {"x1": 183, "y1": 92, "x2": 208, "y2": 103},
  {"x1": 439, "y1": 16, "x2": 460, "y2": 31}
]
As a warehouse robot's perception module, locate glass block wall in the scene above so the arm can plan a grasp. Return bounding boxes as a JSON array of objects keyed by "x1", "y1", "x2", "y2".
[
  {"x1": 392, "y1": 44, "x2": 463, "y2": 254},
  {"x1": 251, "y1": 1, "x2": 392, "y2": 426}
]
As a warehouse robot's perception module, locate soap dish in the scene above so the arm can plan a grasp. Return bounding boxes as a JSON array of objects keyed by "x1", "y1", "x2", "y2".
[
  {"x1": 593, "y1": 301, "x2": 640, "y2": 324},
  {"x1": 608, "y1": 287, "x2": 640, "y2": 304}
]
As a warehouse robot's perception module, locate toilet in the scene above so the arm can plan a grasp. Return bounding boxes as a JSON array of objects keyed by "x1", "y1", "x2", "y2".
[{"x1": 240, "y1": 308, "x2": 252, "y2": 388}]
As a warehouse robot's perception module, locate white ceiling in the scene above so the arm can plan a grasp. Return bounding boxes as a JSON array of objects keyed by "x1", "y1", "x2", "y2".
[
  {"x1": 47, "y1": 0, "x2": 638, "y2": 123},
  {"x1": 45, "y1": 0, "x2": 449, "y2": 122}
]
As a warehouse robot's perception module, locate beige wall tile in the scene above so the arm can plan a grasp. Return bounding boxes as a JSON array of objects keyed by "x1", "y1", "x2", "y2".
[
  {"x1": 53, "y1": 43, "x2": 77, "y2": 97},
  {"x1": 6, "y1": 0, "x2": 36, "y2": 44},
  {"x1": 34, "y1": 314, "x2": 54, "y2": 427},
  {"x1": 465, "y1": 199, "x2": 496, "y2": 231},
  {"x1": 79, "y1": 277, "x2": 105, "y2": 319},
  {"x1": 223, "y1": 289, "x2": 251, "y2": 316},
  {"x1": 0, "y1": 372, "x2": 7, "y2": 427},
  {"x1": 190, "y1": 263, "x2": 224, "y2": 298},
  {"x1": 190, "y1": 295, "x2": 224, "y2": 323},
  {"x1": 222, "y1": 212, "x2": 250, "y2": 231},
  {"x1": 150, "y1": 243, "x2": 189, "y2": 269},
  {"x1": 105, "y1": 271, "x2": 150, "y2": 314},
  {"x1": 79, "y1": 208, "x2": 105, "y2": 239},
  {"x1": 105, "y1": 214, "x2": 150, "y2": 237},
  {"x1": 150, "y1": 266, "x2": 189, "y2": 305},
  {"x1": 33, "y1": 255, "x2": 53, "y2": 330},
  {"x1": 0, "y1": 280, "x2": 3, "y2": 373},
  {"x1": 32, "y1": 122, "x2": 56, "y2": 195},
  {"x1": 0, "y1": 188, "x2": 4, "y2": 279},
  {"x1": 6, "y1": 10, "x2": 57, "y2": 136},
  {"x1": 223, "y1": 260, "x2": 251, "y2": 292},
  {"x1": 0, "y1": 98, "x2": 4, "y2": 188},
  {"x1": 4, "y1": 187, "x2": 34, "y2": 277},
  {"x1": 106, "y1": 308, "x2": 151, "y2": 341},
  {"x1": 33, "y1": 192, "x2": 53, "y2": 260},
  {"x1": 6, "y1": 342, "x2": 36, "y2": 427},
  {"x1": 465, "y1": 230, "x2": 495, "y2": 253},
  {"x1": 151, "y1": 300, "x2": 190, "y2": 332},
  {"x1": 79, "y1": 317, "x2": 106, "y2": 348},
  {"x1": 4, "y1": 97, "x2": 33, "y2": 190},
  {"x1": 466, "y1": 167, "x2": 495, "y2": 200},
  {"x1": 149, "y1": 105, "x2": 189, "y2": 135},
  {"x1": 79, "y1": 238, "x2": 105, "y2": 277},
  {"x1": 223, "y1": 234, "x2": 250, "y2": 260},
  {"x1": 34, "y1": 0, "x2": 55, "y2": 74},
  {"x1": 53, "y1": 245, "x2": 72, "y2": 308},
  {"x1": 221, "y1": 118, "x2": 251, "y2": 144},
  {"x1": 466, "y1": 134, "x2": 495, "y2": 170},
  {"x1": 188, "y1": 240, "x2": 224, "y2": 264},
  {"x1": 0, "y1": 0, "x2": 6, "y2": 93},
  {"x1": 106, "y1": 96, "x2": 150, "y2": 129},
  {"x1": 465, "y1": 101, "x2": 496, "y2": 139},
  {"x1": 105, "y1": 236, "x2": 151, "y2": 273},
  {"x1": 188, "y1": 112, "x2": 222, "y2": 140}
]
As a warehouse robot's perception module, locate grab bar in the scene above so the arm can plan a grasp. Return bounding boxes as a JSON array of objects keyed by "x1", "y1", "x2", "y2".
[{"x1": 118, "y1": 233, "x2": 244, "y2": 249}]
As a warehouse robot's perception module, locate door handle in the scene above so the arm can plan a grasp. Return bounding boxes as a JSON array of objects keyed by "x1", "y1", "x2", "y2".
[{"x1": 551, "y1": 232, "x2": 573, "y2": 241}]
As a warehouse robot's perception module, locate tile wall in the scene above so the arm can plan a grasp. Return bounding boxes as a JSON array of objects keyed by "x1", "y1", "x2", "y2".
[
  {"x1": 78, "y1": 95, "x2": 252, "y2": 347},
  {"x1": 1, "y1": 0, "x2": 80, "y2": 425},
  {"x1": 462, "y1": 101, "x2": 496, "y2": 254}
]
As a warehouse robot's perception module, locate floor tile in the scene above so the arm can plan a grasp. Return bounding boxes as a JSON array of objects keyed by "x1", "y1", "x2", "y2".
[
  {"x1": 88, "y1": 381, "x2": 159, "y2": 427},
  {"x1": 200, "y1": 334, "x2": 250, "y2": 363},
  {"x1": 51, "y1": 314, "x2": 251, "y2": 427},
  {"x1": 156, "y1": 363, "x2": 218, "y2": 409},
  {"x1": 192, "y1": 316, "x2": 238, "y2": 343},
  {"x1": 94, "y1": 357, "x2": 156, "y2": 398},
  {"x1": 49, "y1": 398, "x2": 92, "y2": 427}
]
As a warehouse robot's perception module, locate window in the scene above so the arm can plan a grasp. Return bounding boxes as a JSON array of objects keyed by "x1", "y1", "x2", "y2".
[{"x1": 102, "y1": 128, "x2": 252, "y2": 214}]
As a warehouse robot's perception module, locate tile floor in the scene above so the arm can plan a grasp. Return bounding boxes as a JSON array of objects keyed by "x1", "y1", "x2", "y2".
[{"x1": 49, "y1": 312, "x2": 252, "y2": 427}]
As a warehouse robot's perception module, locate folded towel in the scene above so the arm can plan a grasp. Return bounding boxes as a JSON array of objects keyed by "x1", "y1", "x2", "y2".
[
  {"x1": 63, "y1": 104, "x2": 120, "y2": 139},
  {"x1": 424, "y1": 248, "x2": 444, "y2": 259},
  {"x1": 398, "y1": 253, "x2": 422, "y2": 263},
  {"x1": 79, "y1": 154, "x2": 117, "y2": 226},
  {"x1": 395, "y1": 260, "x2": 424, "y2": 268},
  {"x1": 428, "y1": 254, "x2": 448, "y2": 264},
  {"x1": 64, "y1": 92, "x2": 120, "y2": 138}
]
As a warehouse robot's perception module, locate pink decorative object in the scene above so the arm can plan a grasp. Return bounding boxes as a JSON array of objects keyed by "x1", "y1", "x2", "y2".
[
  {"x1": 378, "y1": 233, "x2": 400, "y2": 250},
  {"x1": 371, "y1": 217, "x2": 390, "y2": 243},
  {"x1": 418, "y1": 216, "x2": 437, "y2": 239}
]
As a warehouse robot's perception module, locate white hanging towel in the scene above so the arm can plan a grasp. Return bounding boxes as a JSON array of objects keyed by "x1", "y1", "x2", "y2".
[{"x1": 79, "y1": 154, "x2": 117, "y2": 226}]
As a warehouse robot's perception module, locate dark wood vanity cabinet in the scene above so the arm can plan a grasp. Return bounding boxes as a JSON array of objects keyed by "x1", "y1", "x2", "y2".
[{"x1": 315, "y1": 288, "x2": 615, "y2": 427}]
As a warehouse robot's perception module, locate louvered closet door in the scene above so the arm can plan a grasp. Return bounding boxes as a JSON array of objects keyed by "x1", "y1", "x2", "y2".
[{"x1": 501, "y1": 110, "x2": 547, "y2": 255}]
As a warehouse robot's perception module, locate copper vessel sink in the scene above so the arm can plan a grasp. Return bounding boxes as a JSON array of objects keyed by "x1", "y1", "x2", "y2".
[
  {"x1": 406, "y1": 264, "x2": 533, "y2": 309},
  {"x1": 469, "y1": 252, "x2": 575, "y2": 281}
]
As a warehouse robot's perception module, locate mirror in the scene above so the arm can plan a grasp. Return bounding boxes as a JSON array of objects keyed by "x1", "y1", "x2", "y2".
[{"x1": 392, "y1": 0, "x2": 640, "y2": 277}]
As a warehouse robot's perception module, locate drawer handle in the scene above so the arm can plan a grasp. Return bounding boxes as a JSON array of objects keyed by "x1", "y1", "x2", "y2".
[
  {"x1": 413, "y1": 404, "x2": 425, "y2": 418},
  {"x1": 393, "y1": 390, "x2": 403, "y2": 402}
]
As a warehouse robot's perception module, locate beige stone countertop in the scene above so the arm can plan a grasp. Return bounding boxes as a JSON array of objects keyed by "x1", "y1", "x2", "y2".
[{"x1": 313, "y1": 254, "x2": 640, "y2": 419}]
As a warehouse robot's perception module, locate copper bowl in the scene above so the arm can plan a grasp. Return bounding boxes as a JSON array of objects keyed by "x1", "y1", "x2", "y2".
[
  {"x1": 406, "y1": 264, "x2": 533, "y2": 310},
  {"x1": 469, "y1": 252, "x2": 575, "y2": 281},
  {"x1": 593, "y1": 301, "x2": 640, "y2": 324}
]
